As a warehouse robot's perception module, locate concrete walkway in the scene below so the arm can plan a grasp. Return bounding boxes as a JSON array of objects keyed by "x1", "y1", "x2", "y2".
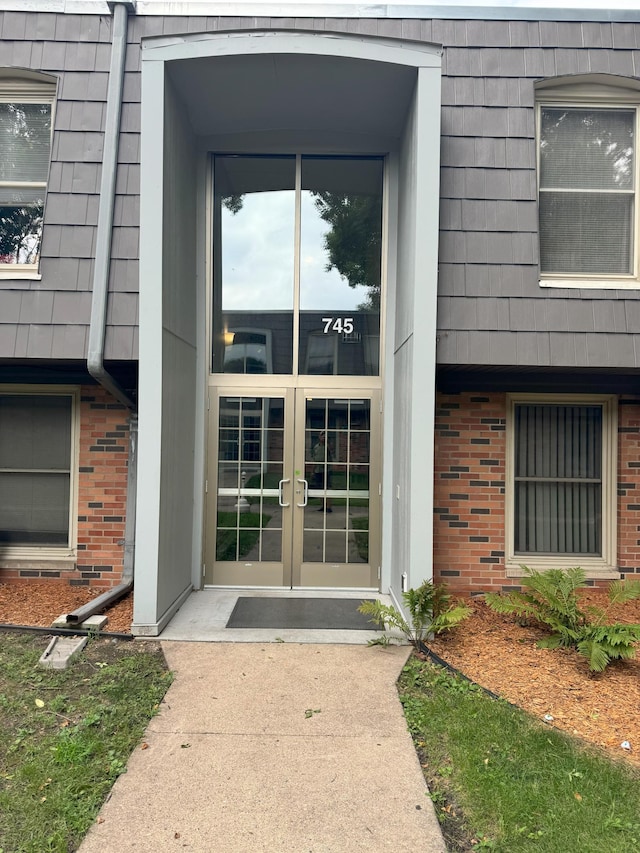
[{"x1": 79, "y1": 642, "x2": 446, "y2": 853}]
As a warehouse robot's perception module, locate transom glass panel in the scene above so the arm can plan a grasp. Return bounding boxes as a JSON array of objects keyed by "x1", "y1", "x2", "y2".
[
  {"x1": 212, "y1": 154, "x2": 383, "y2": 376},
  {"x1": 212, "y1": 156, "x2": 295, "y2": 374}
]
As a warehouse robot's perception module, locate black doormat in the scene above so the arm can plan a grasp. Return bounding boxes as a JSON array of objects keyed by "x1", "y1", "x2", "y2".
[{"x1": 226, "y1": 597, "x2": 376, "y2": 630}]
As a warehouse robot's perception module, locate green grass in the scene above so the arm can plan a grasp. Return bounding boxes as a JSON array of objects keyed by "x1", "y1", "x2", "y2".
[
  {"x1": 350, "y1": 516, "x2": 369, "y2": 561},
  {"x1": 215, "y1": 510, "x2": 273, "y2": 560},
  {"x1": 0, "y1": 633, "x2": 172, "y2": 853},
  {"x1": 399, "y1": 656, "x2": 640, "y2": 853}
]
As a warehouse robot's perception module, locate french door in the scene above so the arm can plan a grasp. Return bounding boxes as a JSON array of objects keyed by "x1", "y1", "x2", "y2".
[
  {"x1": 204, "y1": 388, "x2": 380, "y2": 588},
  {"x1": 206, "y1": 152, "x2": 384, "y2": 588}
]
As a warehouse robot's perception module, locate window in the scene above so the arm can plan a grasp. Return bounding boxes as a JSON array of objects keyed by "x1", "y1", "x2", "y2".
[
  {"x1": 537, "y1": 76, "x2": 640, "y2": 288},
  {"x1": 506, "y1": 394, "x2": 617, "y2": 576},
  {"x1": 305, "y1": 332, "x2": 338, "y2": 374},
  {"x1": 0, "y1": 389, "x2": 78, "y2": 556},
  {"x1": 223, "y1": 329, "x2": 273, "y2": 374},
  {"x1": 0, "y1": 72, "x2": 56, "y2": 275},
  {"x1": 212, "y1": 154, "x2": 383, "y2": 376}
]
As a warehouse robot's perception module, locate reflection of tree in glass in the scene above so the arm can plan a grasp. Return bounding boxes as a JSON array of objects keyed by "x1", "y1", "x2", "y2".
[
  {"x1": 312, "y1": 192, "x2": 382, "y2": 311},
  {"x1": 221, "y1": 191, "x2": 383, "y2": 310},
  {"x1": 0, "y1": 103, "x2": 51, "y2": 180},
  {"x1": 0, "y1": 103, "x2": 51, "y2": 264},
  {"x1": 0, "y1": 206, "x2": 43, "y2": 264},
  {"x1": 221, "y1": 194, "x2": 245, "y2": 214},
  {"x1": 540, "y1": 108, "x2": 634, "y2": 188}
]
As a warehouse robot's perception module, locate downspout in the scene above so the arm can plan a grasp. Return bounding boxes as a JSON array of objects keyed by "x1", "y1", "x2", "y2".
[
  {"x1": 69, "y1": 1, "x2": 137, "y2": 624},
  {"x1": 67, "y1": 413, "x2": 137, "y2": 623},
  {"x1": 87, "y1": 0, "x2": 137, "y2": 411}
]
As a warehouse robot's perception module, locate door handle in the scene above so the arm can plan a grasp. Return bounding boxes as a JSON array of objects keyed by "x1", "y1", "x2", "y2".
[
  {"x1": 278, "y1": 478, "x2": 291, "y2": 508},
  {"x1": 297, "y1": 478, "x2": 308, "y2": 508}
]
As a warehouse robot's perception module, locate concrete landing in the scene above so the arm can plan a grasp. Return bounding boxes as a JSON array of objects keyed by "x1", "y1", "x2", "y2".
[
  {"x1": 78, "y1": 642, "x2": 446, "y2": 853},
  {"x1": 156, "y1": 588, "x2": 391, "y2": 644}
]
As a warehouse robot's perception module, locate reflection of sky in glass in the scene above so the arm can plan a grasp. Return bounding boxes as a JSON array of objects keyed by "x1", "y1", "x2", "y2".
[
  {"x1": 300, "y1": 192, "x2": 370, "y2": 310},
  {"x1": 221, "y1": 190, "x2": 295, "y2": 310},
  {"x1": 221, "y1": 189, "x2": 371, "y2": 312}
]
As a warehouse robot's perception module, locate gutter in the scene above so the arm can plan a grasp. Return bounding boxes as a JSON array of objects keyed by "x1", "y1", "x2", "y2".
[{"x1": 74, "y1": 0, "x2": 138, "y2": 624}]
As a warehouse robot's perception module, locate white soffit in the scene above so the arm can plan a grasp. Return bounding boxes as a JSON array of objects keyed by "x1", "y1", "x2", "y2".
[
  {"x1": 166, "y1": 52, "x2": 419, "y2": 138},
  {"x1": 5, "y1": 1, "x2": 640, "y2": 23}
]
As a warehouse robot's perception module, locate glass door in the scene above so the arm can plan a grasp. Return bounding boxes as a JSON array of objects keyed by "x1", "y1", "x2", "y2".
[
  {"x1": 205, "y1": 389, "x2": 380, "y2": 588},
  {"x1": 205, "y1": 392, "x2": 294, "y2": 586},
  {"x1": 292, "y1": 392, "x2": 380, "y2": 588},
  {"x1": 206, "y1": 152, "x2": 384, "y2": 589}
]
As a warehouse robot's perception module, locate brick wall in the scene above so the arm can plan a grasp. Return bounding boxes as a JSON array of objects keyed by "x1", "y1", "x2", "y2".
[
  {"x1": 433, "y1": 392, "x2": 507, "y2": 594},
  {"x1": 617, "y1": 398, "x2": 640, "y2": 581},
  {"x1": 0, "y1": 385, "x2": 130, "y2": 588},
  {"x1": 75, "y1": 387, "x2": 129, "y2": 588},
  {"x1": 433, "y1": 391, "x2": 640, "y2": 595}
]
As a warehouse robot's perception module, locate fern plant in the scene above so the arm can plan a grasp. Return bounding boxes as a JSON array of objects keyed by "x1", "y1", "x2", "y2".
[
  {"x1": 485, "y1": 567, "x2": 640, "y2": 672},
  {"x1": 358, "y1": 580, "x2": 471, "y2": 647},
  {"x1": 485, "y1": 567, "x2": 587, "y2": 645}
]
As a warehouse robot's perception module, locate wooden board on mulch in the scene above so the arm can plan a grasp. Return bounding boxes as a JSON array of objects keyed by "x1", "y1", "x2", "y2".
[
  {"x1": 0, "y1": 582, "x2": 133, "y2": 634},
  {"x1": 429, "y1": 591, "x2": 640, "y2": 768}
]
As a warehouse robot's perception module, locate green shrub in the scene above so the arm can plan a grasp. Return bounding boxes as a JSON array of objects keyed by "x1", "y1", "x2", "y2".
[
  {"x1": 358, "y1": 580, "x2": 471, "y2": 647},
  {"x1": 485, "y1": 567, "x2": 640, "y2": 672}
]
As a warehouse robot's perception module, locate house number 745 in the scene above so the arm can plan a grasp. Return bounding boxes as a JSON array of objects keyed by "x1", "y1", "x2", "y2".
[{"x1": 322, "y1": 317, "x2": 354, "y2": 334}]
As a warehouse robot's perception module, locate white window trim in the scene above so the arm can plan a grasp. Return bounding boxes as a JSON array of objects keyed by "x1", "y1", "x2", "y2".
[
  {"x1": 505, "y1": 393, "x2": 618, "y2": 578},
  {"x1": 0, "y1": 385, "x2": 80, "y2": 561},
  {"x1": 0, "y1": 71, "x2": 57, "y2": 280},
  {"x1": 536, "y1": 76, "x2": 640, "y2": 290}
]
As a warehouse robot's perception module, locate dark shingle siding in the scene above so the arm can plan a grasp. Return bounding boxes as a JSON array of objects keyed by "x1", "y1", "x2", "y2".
[
  {"x1": 434, "y1": 17, "x2": 640, "y2": 367},
  {"x1": 2, "y1": 13, "x2": 640, "y2": 367}
]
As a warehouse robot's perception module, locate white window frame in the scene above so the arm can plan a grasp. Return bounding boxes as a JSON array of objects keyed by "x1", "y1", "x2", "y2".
[
  {"x1": 0, "y1": 385, "x2": 80, "y2": 562},
  {"x1": 0, "y1": 71, "x2": 57, "y2": 280},
  {"x1": 536, "y1": 76, "x2": 640, "y2": 290},
  {"x1": 505, "y1": 393, "x2": 618, "y2": 578}
]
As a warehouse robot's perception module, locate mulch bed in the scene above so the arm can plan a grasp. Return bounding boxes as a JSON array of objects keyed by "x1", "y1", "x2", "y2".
[
  {"x1": 429, "y1": 591, "x2": 640, "y2": 768},
  {"x1": 1, "y1": 582, "x2": 639, "y2": 767},
  {"x1": 0, "y1": 582, "x2": 134, "y2": 635}
]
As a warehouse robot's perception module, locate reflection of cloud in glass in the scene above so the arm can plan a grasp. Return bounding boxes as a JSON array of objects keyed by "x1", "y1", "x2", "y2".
[
  {"x1": 222, "y1": 190, "x2": 294, "y2": 310},
  {"x1": 221, "y1": 190, "x2": 371, "y2": 312},
  {"x1": 300, "y1": 192, "x2": 369, "y2": 311}
]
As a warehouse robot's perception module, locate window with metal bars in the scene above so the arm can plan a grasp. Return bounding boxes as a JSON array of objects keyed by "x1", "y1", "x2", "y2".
[
  {"x1": 507, "y1": 394, "x2": 617, "y2": 574},
  {"x1": 513, "y1": 403, "x2": 602, "y2": 555}
]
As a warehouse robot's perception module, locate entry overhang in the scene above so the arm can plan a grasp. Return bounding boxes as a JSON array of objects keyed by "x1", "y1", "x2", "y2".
[
  {"x1": 135, "y1": 28, "x2": 442, "y2": 633},
  {"x1": 142, "y1": 28, "x2": 442, "y2": 65},
  {"x1": 145, "y1": 30, "x2": 441, "y2": 147}
]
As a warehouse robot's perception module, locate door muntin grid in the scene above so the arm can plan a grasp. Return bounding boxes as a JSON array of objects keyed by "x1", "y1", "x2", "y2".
[
  {"x1": 215, "y1": 396, "x2": 285, "y2": 563},
  {"x1": 302, "y1": 398, "x2": 370, "y2": 565}
]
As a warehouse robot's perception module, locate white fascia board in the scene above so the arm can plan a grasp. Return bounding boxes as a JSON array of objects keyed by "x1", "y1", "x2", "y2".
[
  {"x1": 142, "y1": 29, "x2": 441, "y2": 66},
  {"x1": 4, "y1": 1, "x2": 640, "y2": 23}
]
